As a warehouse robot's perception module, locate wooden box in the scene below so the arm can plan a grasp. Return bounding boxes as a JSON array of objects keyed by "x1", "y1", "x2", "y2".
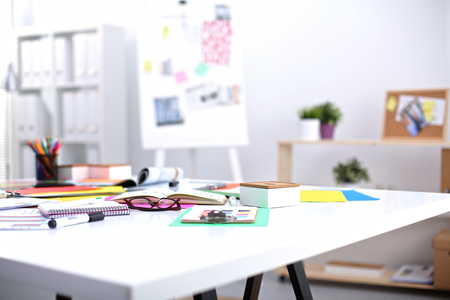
[
  {"x1": 433, "y1": 230, "x2": 450, "y2": 289},
  {"x1": 239, "y1": 181, "x2": 300, "y2": 208}
]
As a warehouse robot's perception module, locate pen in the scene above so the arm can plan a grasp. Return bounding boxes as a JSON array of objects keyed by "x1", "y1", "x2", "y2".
[
  {"x1": 194, "y1": 182, "x2": 227, "y2": 190},
  {"x1": 48, "y1": 212, "x2": 105, "y2": 228},
  {"x1": 169, "y1": 178, "x2": 189, "y2": 186},
  {"x1": 0, "y1": 190, "x2": 12, "y2": 198}
]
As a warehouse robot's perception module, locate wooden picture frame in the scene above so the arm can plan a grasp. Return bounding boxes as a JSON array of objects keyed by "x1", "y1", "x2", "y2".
[{"x1": 382, "y1": 89, "x2": 449, "y2": 141}]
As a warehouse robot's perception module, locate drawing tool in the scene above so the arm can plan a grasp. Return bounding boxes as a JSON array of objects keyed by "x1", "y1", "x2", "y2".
[
  {"x1": 27, "y1": 137, "x2": 63, "y2": 180},
  {"x1": 48, "y1": 212, "x2": 105, "y2": 228},
  {"x1": 34, "y1": 138, "x2": 45, "y2": 154},
  {"x1": 41, "y1": 139, "x2": 49, "y2": 154},
  {"x1": 228, "y1": 195, "x2": 237, "y2": 206}
]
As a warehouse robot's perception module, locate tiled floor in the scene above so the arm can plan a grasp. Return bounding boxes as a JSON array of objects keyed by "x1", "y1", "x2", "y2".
[
  {"x1": 2, "y1": 271, "x2": 450, "y2": 300},
  {"x1": 211, "y1": 271, "x2": 450, "y2": 300}
]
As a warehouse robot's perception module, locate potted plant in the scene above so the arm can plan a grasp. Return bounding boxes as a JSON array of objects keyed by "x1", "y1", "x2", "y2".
[
  {"x1": 333, "y1": 157, "x2": 370, "y2": 187},
  {"x1": 297, "y1": 105, "x2": 321, "y2": 140},
  {"x1": 318, "y1": 101, "x2": 343, "y2": 139}
]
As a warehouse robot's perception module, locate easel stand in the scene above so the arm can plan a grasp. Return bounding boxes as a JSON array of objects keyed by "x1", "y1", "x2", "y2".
[{"x1": 154, "y1": 147, "x2": 243, "y2": 182}]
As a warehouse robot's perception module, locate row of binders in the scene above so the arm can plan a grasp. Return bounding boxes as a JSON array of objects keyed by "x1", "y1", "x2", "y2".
[
  {"x1": 15, "y1": 94, "x2": 51, "y2": 140},
  {"x1": 62, "y1": 89, "x2": 100, "y2": 141},
  {"x1": 20, "y1": 32, "x2": 99, "y2": 88}
]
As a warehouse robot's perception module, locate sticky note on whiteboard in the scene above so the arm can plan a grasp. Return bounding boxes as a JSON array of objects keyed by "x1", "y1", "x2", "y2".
[
  {"x1": 174, "y1": 71, "x2": 188, "y2": 84},
  {"x1": 143, "y1": 60, "x2": 153, "y2": 73},
  {"x1": 195, "y1": 62, "x2": 209, "y2": 77},
  {"x1": 162, "y1": 26, "x2": 170, "y2": 38}
]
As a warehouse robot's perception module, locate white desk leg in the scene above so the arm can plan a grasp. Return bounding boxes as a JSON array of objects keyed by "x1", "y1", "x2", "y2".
[
  {"x1": 154, "y1": 149, "x2": 165, "y2": 168},
  {"x1": 190, "y1": 148, "x2": 198, "y2": 179},
  {"x1": 278, "y1": 143, "x2": 293, "y2": 182},
  {"x1": 228, "y1": 147, "x2": 243, "y2": 182},
  {"x1": 287, "y1": 261, "x2": 313, "y2": 300}
]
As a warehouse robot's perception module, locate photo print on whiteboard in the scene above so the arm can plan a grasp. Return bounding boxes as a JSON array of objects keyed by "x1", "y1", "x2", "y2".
[
  {"x1": 154, "y1": 96, "x2": 184, "y2": 126},
  {"x1": 161, "y1": 58, "x2": 173, "y2": 76},
  {"x1": 225, "y1": 85, "x2": 241, "y2": 105},
  {"x1": 215, "y1": 4, "x2": 231, "y2": 20},
  {"x1": 202, "y1": 20, "x2": 233, "y2": 66},
  {"x1": 400, "y1": 98, "x2": 430, "y2": 137},
  {"x1": 185, "y1": 83, "x2": 241, "y2": 110}
]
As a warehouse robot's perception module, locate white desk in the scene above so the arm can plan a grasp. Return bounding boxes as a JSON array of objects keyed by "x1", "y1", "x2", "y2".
[{"x1": 1, "y1": 187, "x2": 450, "y2": 300}]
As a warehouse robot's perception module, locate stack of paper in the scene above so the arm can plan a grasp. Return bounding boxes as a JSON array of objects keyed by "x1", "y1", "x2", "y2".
[
  {"x1": 390, "y1": 264, "x2": 434, "y2": 284},
  {"x1": 324, "y1": 261, "x2": 386, "y2": 278}
]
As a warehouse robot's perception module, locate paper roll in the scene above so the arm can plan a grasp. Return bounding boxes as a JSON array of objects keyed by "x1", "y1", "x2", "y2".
[{"x1": 137, "y1": 167, "x2": 184, "y2": 185}]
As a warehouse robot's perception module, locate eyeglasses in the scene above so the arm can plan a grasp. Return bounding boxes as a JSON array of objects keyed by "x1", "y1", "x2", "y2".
[{"x1": 122, "y1": 197, "x2": 181, "y2": 211}]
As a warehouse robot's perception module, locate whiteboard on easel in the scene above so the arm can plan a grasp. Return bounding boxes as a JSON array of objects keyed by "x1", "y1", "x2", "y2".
[{"x1": 136, "y1": 0, "x2": 249, "y2": 149}]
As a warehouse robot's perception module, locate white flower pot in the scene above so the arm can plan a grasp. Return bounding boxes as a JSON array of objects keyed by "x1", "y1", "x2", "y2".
[{"x1": 299, "y1": 119, "x2": 320, "y2": 141}]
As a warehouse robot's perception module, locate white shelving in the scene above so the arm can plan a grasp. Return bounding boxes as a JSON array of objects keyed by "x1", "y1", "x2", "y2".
[{"x1": 11, "y1": 23, "x2": 127, "y2": 178}]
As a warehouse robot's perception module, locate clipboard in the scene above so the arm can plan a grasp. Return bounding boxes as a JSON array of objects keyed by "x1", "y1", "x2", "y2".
[
  {"x1": 382, "y1": 89, "x2": 448, "y2": 141},
  {"x1": 180, "y1": 206, "x2": 258, "y2": 223}
]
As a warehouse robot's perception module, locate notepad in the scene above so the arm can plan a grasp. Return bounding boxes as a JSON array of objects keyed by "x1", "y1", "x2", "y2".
[
  {"x1": 38, "y1": 198, "x2": 130, "y2": 218},
  {"x1": 0, "y1": 209, "x2": 50, "y2": 230}
]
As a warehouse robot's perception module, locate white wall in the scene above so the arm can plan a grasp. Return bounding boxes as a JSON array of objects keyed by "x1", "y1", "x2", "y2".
[
  {"x1": 30, "y1": 0, "x2": 450, "y2": 192},
  {"x1": 238, "y1": 0, "x2": 449, "y2": 192}
]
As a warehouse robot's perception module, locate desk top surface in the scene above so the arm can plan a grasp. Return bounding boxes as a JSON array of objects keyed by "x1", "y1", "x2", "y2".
[{"x1": 0, "y1": 186, "x2": 449, "y2": 300}]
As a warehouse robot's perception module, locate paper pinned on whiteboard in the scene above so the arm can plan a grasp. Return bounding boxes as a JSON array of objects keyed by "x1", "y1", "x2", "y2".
[{"x1": 137, "y1": 1, "x2": 249, "y2": 149}]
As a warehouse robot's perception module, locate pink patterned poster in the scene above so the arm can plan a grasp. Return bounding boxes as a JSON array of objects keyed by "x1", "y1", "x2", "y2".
[{"x1": 202, "y1": 20, "x2": 233, "y2": 66}]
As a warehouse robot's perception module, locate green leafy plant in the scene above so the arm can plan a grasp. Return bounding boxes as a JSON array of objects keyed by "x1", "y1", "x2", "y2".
[
  {"x1": 318, "y1": 101, "x2": 343, "y2": 126},
  {"x1": 297, "y1": 105, "x2": 322, "y2": 119},
  {"x1": 333, "y1": 157, "x2": 370, "y2": 184}
]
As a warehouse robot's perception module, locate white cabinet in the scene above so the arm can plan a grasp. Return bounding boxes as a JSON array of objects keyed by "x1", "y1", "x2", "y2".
[{"x1": 11, "y1": 23, "x2": 127, "y2": 178}]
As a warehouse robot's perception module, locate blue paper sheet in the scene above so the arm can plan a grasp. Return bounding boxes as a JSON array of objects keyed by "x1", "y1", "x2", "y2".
[{"x1": 341, "y1": 190, "x2": 380, "y2": 201}]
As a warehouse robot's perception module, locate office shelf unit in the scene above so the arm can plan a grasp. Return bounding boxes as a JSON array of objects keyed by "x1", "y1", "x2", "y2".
[
  {"x1": 274, "y1": 264, "x2": 447, "y2": 291},
  {"x1": 11, "y1": 23, "x2": 127, "y2": 178},
  {"x1": 277, "y1": 139, "x2": 450, "y2": 291},
  {"x1": 278, "y1": 139, "x2": 450, "y2": 191}
]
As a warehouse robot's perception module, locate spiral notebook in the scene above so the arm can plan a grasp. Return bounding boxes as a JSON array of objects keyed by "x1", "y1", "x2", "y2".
[{"x1": 38, "y1": 198, "x2": 130, "y2": 218}]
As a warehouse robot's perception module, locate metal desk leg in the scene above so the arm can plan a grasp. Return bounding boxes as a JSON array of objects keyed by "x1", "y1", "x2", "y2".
[
  {"x1": 56, "y1": 294, "x2": 71, "y2": 300},
  {"x1": 193, "y1": 289, "x2": 218, "y2": 300},
  {"x1": 287, "y1": 261, "x2": 313, "y2": 300},
  {"x1": 243, "y1": 273, "x2": 263, "y2": 300}
]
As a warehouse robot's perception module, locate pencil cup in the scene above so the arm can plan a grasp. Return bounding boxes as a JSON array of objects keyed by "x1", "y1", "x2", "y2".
[{"x1": 36, "y1": 154, "x2": 58, "y2": 181}]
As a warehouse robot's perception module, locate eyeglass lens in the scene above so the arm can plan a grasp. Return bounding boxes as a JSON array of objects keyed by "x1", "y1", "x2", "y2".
[{"x1": 129, "y1": 198, "x2": 177, "y2": 209}]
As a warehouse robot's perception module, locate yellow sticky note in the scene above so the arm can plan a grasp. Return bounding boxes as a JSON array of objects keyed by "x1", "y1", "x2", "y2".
[
  {"x1": 162, "y1": 26, "x2": 170, "y2": 38},
  {"x1": 300, "y1": 190, "x2": 347, "y2": 202},
  {"x1": 386, "y1": 96, "x2": 397, "y2": 112},
  {"x1": 143, "y1": 60, "x2": 153, "y2": 73},
  {"x1": 421, "y1": 100, "x2": 435, "y2": 122}
]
